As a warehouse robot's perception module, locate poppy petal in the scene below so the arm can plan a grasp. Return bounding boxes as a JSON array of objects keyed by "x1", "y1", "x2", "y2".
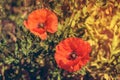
[
  {"x1": 45, "y1": 12, "x2": 58, "y2": 33},
  {"x1": 54, "y1": 37, "x2": 91, "y2": 72},
  {"x1": 30, "y1": 9, "x2": 47, "y2": 22},
  {"x1": 30, "y1": 28, "x2": 47, "y2": 40},
  {"x1": 24, "y1": 8, "x2": 58, "y2": 40}
]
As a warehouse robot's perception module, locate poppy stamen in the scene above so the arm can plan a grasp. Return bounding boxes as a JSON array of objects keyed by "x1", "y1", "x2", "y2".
[
  {"x1": 68, "y1": 51, "x2": 78, "y2": 60},
  {"x1": 38, "y1": 23, "x2": 45, "y2": 28}
]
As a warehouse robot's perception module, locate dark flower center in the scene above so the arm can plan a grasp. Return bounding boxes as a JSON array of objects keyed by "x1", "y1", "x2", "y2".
[
  {"x1": 38, "y1": 23, "x2": 44, "y2": 28},
  {"x1": 68, "y1": 51, "x2": 78, "y2": 60}
]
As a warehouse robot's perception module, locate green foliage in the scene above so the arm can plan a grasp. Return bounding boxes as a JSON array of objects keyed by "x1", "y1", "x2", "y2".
[{"x1": 0, "y1": 0, "x2": 120, "y2": 80}]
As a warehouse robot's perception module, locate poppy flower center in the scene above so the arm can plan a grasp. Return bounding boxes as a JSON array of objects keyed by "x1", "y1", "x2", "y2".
[
  {"x1": 68, "y1": 51, "x2": 78, "y2": 60},
  {"x1": 38, "y1": 23, "x2": 45, "y2": 28}
]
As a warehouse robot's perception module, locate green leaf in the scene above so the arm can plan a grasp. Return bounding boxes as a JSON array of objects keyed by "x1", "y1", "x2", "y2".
[
  {"x1": 82, "y1": 6, "x2": 87, "y2": 15},
  {"x1": 57, "y1": 74, "x2": 61, "y2": 80},
  {"x1": 71, "y1": 20, "x2": 76, "y2": 27}
]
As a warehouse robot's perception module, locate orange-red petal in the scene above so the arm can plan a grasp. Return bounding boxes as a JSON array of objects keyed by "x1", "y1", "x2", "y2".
[
  {"x1": 54, "y1": 37, "x2": 91, "y2": 72},
  {"x1": 23, "y1": 8, "x2": 58, "y2": 40},
  {"x1": 31, "y1": 28, "x2": 47, "y2": 40},
  {"x1": 45, "y1": 10, "x2": 58, "y2": 33}
]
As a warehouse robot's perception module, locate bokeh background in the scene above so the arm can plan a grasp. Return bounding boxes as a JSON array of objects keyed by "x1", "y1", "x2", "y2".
[{"x1": 0, "y1": 0, "x2": 120, "y2": 80}]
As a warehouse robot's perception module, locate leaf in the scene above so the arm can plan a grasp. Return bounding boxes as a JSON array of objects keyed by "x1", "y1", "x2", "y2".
[
  {"x1": 110, "y1": 27, "x2": 120, "y2": 56},
  {"x1": 110, "y1": 15, "x2": 118, "y2": 29},
  {"x1": 103, "y1": 74, "x2": 109, "y2": 80},
  {"x1": 57, "y1": 74, "x2": 61, "y2": 80},
  {"x1": 82, "y1": 6, "x2": 87, "y2": 15},
  {"x1": 5, "y1": 56, "x2": 15, "y2": 64},
  {"x1": 91, "y1": 62, "x2": 100, "y2": 69},
  {"x1": 71, "y1": 20, "x2": 75, "y2": 27},
  {"x1": 112, "y1": 49, "x2": 120, "y2": 55}
]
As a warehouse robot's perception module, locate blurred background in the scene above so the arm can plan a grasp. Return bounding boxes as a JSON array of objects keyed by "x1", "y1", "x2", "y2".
[{"x1": 0, "y1": 0, "x2": 120, "y2": 80}]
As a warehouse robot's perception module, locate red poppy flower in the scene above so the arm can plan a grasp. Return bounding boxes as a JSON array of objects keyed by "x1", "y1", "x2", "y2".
[
  {"x1": 54, "y1": 37, "x2": 91, "y2": 72},
  {"x1": 24, "y1": 9, "x2": 58, "y2": 40}
]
